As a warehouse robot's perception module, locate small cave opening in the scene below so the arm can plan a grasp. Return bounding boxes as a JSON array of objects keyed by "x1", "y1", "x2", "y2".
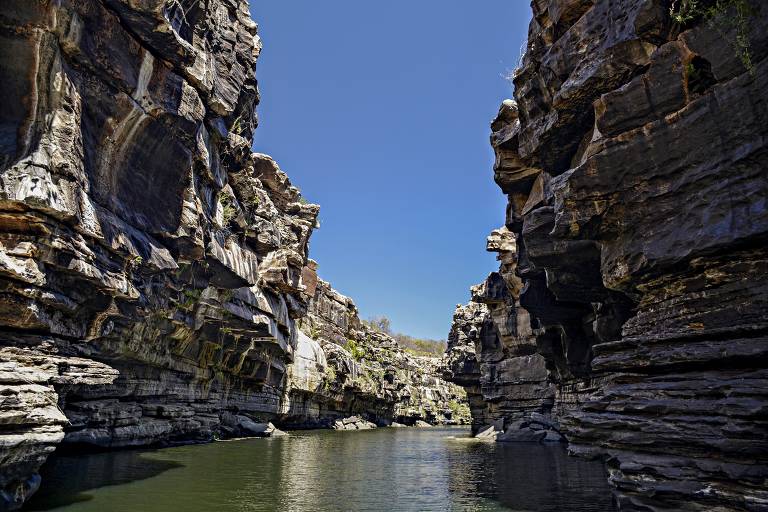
[
  {"x1": 686, "y1": 56, "x2": 716, "y2": 96},
  {"x1": 164, "y1": 0, "x2": 206, "y2": 44}
]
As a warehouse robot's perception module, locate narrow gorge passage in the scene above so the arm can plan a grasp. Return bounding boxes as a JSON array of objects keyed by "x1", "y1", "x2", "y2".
[{"x1": 1, "y1": 1, "x2": 766, "y2": 512}]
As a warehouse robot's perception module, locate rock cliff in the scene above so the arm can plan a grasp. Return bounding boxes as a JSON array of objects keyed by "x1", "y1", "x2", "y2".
[
  {"x1": 0, "y1": 0, "x2": 321, "y2": 508},
  {"x1": 283, "y1": 276, "x2": 470, "y2": 428},
  {"x1": 0, "y1": 1, "x2": 470, "y2": 509},
  {"x1": 446, "y1": 1, "x2": 767, "y2": 510}
]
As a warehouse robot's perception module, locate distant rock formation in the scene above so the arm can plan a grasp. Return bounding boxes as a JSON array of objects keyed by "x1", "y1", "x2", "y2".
[
  {"x1": 283, "y1": 276, "x2": 470, "y2": 429},
  {"x1": 0, "y1": 1, "x2": 467, "y2": 510},
  {"x1": 446, "y1": 1, "x2": 768, "y2": 510}
]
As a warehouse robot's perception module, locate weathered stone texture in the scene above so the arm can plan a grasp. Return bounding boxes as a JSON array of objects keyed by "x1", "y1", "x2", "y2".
[
  {"x1": 0, "y1": 2, "x2": 471, "y2": 507},
  {"x1": 447, "y1": 1, "x2": 768, "y2": 510},
  {"x1": 0, "y1": 0, "x2": 319, "y2": 508},
  {"x1": 283, "y1": 277, "x2": 470, "y2": 428}
]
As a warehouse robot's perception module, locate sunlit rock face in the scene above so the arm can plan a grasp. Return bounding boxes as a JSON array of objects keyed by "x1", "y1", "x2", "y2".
[
  {"x1": 282, "y1": 277, "x2": 471, "y2": 428},
  {"x1": 0, "y1": 0, "x2": 320, "y2": 508},
  {"x1": 447, "y1": 0, "x2": 768, "y2": 510}
]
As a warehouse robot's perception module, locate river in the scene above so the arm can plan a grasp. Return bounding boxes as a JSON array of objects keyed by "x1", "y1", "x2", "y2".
[{"x1": 26, "y1": 427, "x2": 615, "y2": 512}]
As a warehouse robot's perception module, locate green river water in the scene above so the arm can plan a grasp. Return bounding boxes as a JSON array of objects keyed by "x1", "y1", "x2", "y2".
[{"x1": 26, "y1": 427, "x2": 615, "y2": 512}]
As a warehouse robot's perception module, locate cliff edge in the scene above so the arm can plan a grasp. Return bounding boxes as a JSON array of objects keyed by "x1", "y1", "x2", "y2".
[{"x1": 445, "y1": 1, "x2": 768, "y2": 510}]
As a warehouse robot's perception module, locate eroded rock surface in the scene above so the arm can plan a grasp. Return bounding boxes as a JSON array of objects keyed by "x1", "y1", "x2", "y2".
[
  {"x1": 282, "y1": 277, "x2": 470, "y2": 428},
  {"x1": 447, "y1": 1, "x2": 768, "y2": 510},
  {"x1": 0, "y1": 0, "x2": 320, "y2": 508},
  {"x1": 0, "y1": 2, "x2": 471, "y2": 508}
]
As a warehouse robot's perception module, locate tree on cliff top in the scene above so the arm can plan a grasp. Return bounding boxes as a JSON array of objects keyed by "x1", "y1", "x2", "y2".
[{"x1": 363, "y1": 316, "x2": 447, "y2": 356}]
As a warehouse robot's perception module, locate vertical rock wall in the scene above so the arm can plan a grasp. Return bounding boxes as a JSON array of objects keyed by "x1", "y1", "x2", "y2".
[
  {"x1": 446, "y1": 1, "x2": 768, "y2": 510},
  {"x1": 0, "y1": 2, "x2": 472, "y2": 509},
  {"x1": 0, "y1": 0, "x2": 319, "y2": 509}
]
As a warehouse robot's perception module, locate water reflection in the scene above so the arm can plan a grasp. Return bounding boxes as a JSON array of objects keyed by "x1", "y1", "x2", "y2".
[
  {"x1": 447, "y1": 441, "x2": 615, "y2": 512},
  {"x1": 27, "y1": 428, "x2": 615, "y2": 512},
  {"x1": 274, "y1": 429, "x2": 453, "y2": 511},
  {"x1": 26, "y1": 450, "x2": 182, "y2": 510}
]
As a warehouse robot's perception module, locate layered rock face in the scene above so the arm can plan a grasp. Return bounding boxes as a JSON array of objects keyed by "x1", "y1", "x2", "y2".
[
  {"x1": 447, "y1": 1, "x2": 768, "y2": 510},
  {"x1": 0, "y1": 2, "x2": 471, "y2": 507},
  {"x1": 282, "y1": 277, "x2": 470, "y2": 428},
  {"x1": 0, "y1": 0, "x2": 319, "y2": 508}
]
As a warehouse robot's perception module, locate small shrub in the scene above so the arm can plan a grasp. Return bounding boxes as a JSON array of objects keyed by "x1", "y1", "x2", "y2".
[
  {"x1": 362, "y1": 315, "x2": 392, "y2": 334},
  {"x1": 180, "y1": 288, "x2": 201, "y2": 308},
  {"x1": 218, "y1": 192, "x2": 237, "y2": 226},
  {"x1": 345, "y1": 338, "x2": 365, "y2": 361},
  {"x1": 322, "y1": 365, "x2": 338, "y2": 391},
  {"x1": 230, "y1": 116, "x2": 243, "y2": 135},
  {"x1": 244, "y1": 195, "x2": 260, "y2": 210},
  {"x1": 127, "y1": 255, "x2": 143, "y2": 270},
  {"x1": 670, "y1": 0, "x2": 756, "y2": 73}
]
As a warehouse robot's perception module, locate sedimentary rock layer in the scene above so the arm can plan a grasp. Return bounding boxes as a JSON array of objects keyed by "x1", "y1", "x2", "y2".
[
  {"x1": 0, "y1": 1, "x2": 471, "y2": 508},
  {"x1": 283, "y1": 276, "x2": 470, "y2": 428},
  {"x1": 0, "y1": 0, "x2": 320, "y2": 508},
  {"x1": 446, "y1": 1, "x2": 768, "y2": 510}
]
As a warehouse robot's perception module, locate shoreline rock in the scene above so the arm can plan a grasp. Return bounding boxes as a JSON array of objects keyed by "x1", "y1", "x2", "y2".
[{"x1": 333, "y1": 416, "x2": 377, "y2": 431}]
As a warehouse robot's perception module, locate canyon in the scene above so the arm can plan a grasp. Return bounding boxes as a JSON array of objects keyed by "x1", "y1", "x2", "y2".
[
  {"x1": 0, "y1": 0, "x2": 466, "y2": 510},
  {"x1": 444, "y1": 0, "x2": 768, "y2": 511},
  {"x1": 1, "y1": 0, "x2": 766, "y2": 511}
]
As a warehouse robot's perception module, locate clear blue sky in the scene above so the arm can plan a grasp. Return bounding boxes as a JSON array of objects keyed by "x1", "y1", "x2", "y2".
[{"x1": 249, "y1": 2, "x2": 531, "y2": 340}]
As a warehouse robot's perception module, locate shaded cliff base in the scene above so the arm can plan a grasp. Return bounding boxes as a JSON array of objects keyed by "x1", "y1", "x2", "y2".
[{"x1": 1, "y1": 281, "x2": 470, "y2": 511}]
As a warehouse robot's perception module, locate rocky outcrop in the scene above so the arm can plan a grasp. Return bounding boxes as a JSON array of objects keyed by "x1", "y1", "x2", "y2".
[
  {"x1": 332, "y1": 416, "x2": 377, "y2": 431},
  {"x1": 0, "y1": 2, "x2": 471, "y2": 505},
  {"x1": 281, "y1": 277, "x2": 470, "y2": 428},
  {"x1": 0, "y1": 347, "x2": 117, "y2": 508},
  {"x1": 220, "y1": 414, "x2": 287, "y2": 438},
  {"x1": 0, "y1": 0, "x2": 319, "y2": 508},
  {"x1": 448, "y1": 1, "x2": 768, "y2": 510}
]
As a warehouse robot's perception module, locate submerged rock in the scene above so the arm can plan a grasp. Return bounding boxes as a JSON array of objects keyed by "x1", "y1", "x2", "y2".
[
  {"x1": 333, "y1": 416, "x2": 377, "y2": 431},
  {"x1": 445, "y1": 0, "x2": 768, "y2": 510}
]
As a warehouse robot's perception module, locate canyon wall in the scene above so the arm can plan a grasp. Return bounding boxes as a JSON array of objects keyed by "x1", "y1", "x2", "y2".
[
  {"x1": 0, "y1": 0, "x2": 319, "y2": 507},
  {"x1": 283, "y1": 275, "x2": 470, "y2": 428},
  {"x1": 446, "y1": 1, "x2": 767, "y2": 510},
  {"x1": 0, "y1": 1, "x2": 470, "y2": 509}
]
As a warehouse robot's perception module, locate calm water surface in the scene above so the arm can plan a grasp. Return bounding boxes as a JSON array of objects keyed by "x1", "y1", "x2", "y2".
[{"x1": 27, "y1": 427, "x2": 615, "y2": 512}]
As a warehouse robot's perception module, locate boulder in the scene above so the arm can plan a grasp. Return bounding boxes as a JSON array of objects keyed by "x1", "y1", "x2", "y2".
[{"x1": 475, "y1": 425, "x2": 498, "y2": 441}]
